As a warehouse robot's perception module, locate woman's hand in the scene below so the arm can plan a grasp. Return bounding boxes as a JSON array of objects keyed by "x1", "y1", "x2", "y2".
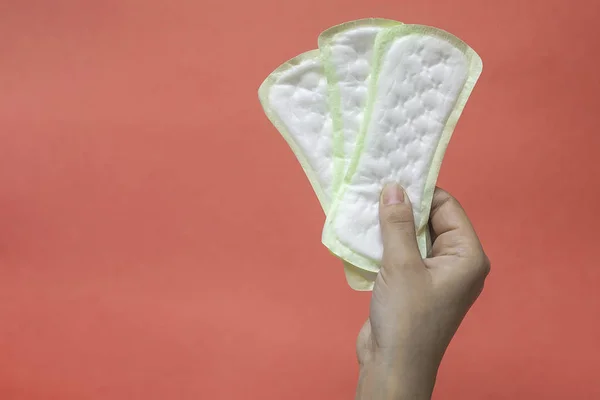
[{"x1": 356, "y1": 184, "x2": 491, "y2": 400}]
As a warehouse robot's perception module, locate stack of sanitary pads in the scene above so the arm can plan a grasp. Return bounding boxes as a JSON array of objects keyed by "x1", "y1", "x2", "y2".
[{"x1": 258, "y1": 19, "x2": 482, "y2": 291}]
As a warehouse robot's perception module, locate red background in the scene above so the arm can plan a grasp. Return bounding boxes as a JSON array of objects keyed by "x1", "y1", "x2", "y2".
[{"x1": 1, "y1": 1, "x2": 599, "y2": 399}]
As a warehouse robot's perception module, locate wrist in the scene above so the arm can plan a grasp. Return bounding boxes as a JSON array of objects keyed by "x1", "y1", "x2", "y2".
[{"x1": 356, "y1": 357, "x2": 437, "y2": 400}]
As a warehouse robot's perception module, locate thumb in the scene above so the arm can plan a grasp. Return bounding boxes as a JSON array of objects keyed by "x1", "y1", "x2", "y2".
[{"x1": 379, "y1": 183, "x2": 422, "y2": 270}]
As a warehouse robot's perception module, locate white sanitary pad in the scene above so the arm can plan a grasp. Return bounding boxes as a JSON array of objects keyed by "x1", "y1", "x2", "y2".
[
  {"x1": 257, "y1": 48, "x2": 371, "y2": 288},
  {"x1": 258, "y1": 21, "x2": 482, "y2": 290},
  {"x1": 323, "y1": 25, "x2": 482, "y2": 273},
  {"x1": 259, "y1": 20, "x2": 397, "y2": 290},
  {"x1": 258, "y1": 50, "x2": 334, "y2": 207},
  {"x1": 318, "y1": 19, "x2": 401, "y2": 193}
]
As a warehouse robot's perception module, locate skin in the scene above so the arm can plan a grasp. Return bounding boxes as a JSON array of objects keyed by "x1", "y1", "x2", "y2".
[{"x1": 355, "y1": 183, "x2": 491, "y2": 400}]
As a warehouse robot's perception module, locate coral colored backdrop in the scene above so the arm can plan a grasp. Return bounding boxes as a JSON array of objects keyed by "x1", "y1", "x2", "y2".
[{"x1": 1, "y1": 1, "x2": 599, "y2": 399}]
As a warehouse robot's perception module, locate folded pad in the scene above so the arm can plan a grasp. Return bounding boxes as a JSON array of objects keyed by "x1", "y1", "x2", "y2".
[{"x1": 322, "y1": 25, "x2": 483, "y2": 273}]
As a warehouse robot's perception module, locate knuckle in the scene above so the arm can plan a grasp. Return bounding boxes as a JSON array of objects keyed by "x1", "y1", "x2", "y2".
[
  {"x1": 445, "y1": 195, "x2": 464, "y2": 213},
  {"x1": 381, "y1": 256, "x2": 403, "y2": 275},
  {"x1": 432, "y1": 188, "x2": 456, "y2": 208},
  {"x1": 382, "y1": 205, "x2": 413, "y2": 226},
  {"x1": 482, "y1": 254, "x2": 492, "y2": 276},
  {"x1": 473, "y1": 251, "x2": 491, "y2": 277}
]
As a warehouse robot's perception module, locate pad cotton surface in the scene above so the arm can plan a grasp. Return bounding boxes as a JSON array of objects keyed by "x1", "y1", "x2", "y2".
[
  {"x1": 258, "y1": 50, "x2": 333, "y2": 208},
  {"x1": 318, "y1": 19, "x2": 401, "y2": 194},
  {"x1": 322, "y1": 24, "x2": 483, "y2": 273}
]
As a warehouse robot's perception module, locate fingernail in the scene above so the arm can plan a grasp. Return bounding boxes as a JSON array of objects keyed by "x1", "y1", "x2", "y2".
[{"x1": 382, "y1": 183, "x2": 404, "y2": 205}]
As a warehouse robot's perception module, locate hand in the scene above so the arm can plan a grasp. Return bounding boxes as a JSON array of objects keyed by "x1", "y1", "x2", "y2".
[{"x1": 355, "y1": 183, "x2": 491, "y2": 400}]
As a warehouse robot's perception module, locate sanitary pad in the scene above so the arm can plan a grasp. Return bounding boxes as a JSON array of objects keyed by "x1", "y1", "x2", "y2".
[
  {"x1": 257, "y1": 48, "x2": 369, "y2": 288},
  {"x1": 258, "y1": 50, "x2": 333, "y2": 207},
  {"x1": 322, "y1": 25, "x2": 482, "y2": 273},
  {"x1": 258, "y1": 20, "x2": 482, "y2": 290},
  {"x1": 318, "y1": 19, "x2": 401, "y2": 194},
  {"x1": 259, "y1": 19, "x2": 395, "y2": 290}
]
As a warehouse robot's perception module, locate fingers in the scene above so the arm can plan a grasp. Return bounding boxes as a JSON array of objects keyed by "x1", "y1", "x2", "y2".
[
  {"x1": 379, "y1": 183, "x2": 422, "y2": 271},
  {"x1": 428, "y1": 187, "x2": 485, "y2": 261}
]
